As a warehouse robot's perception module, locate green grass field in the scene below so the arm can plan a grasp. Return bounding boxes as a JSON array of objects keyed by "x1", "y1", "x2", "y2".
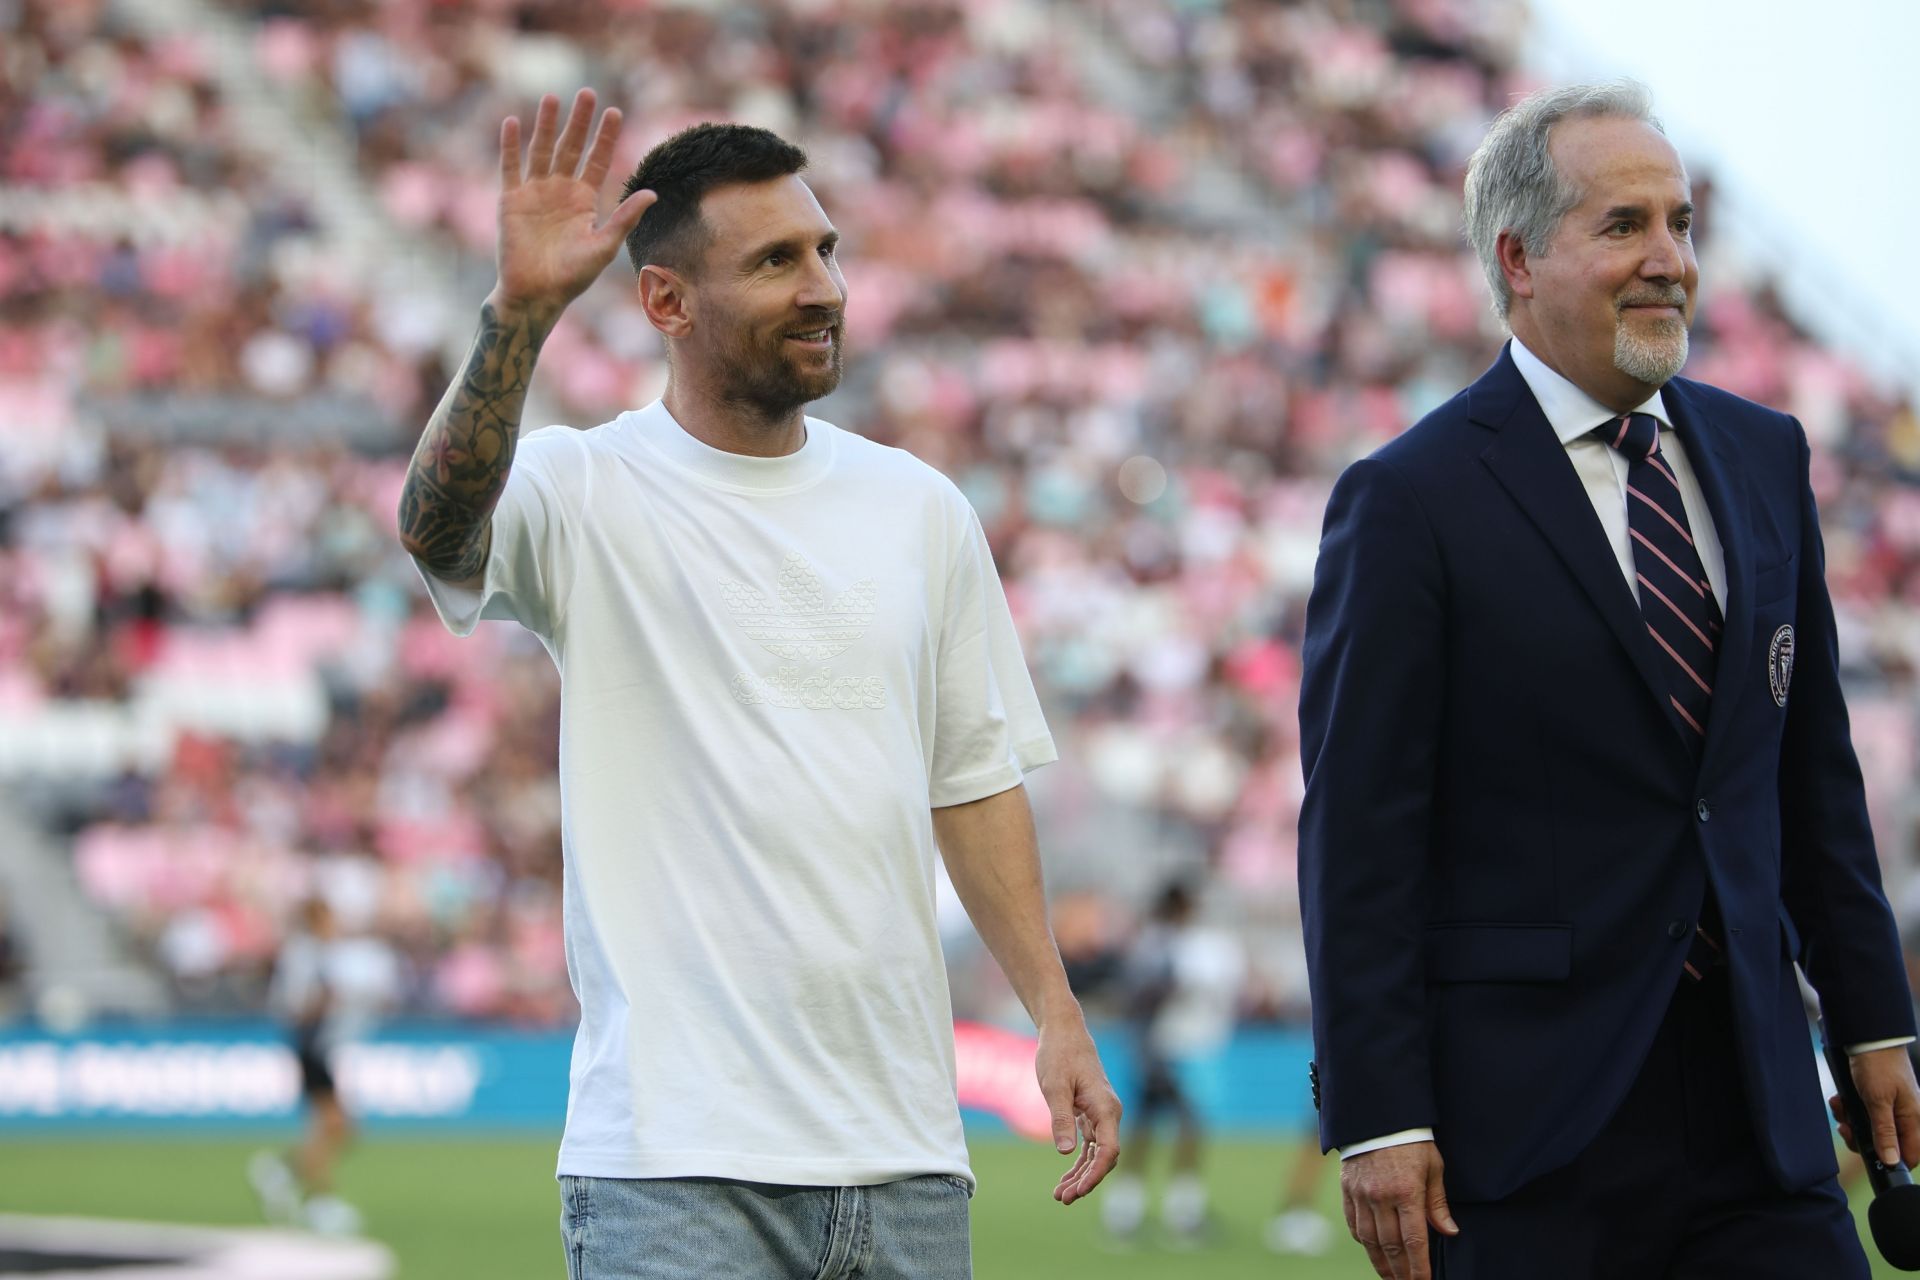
[{"x1": 0, "y1": 1135, "x2": 1897, "y2": 1278}]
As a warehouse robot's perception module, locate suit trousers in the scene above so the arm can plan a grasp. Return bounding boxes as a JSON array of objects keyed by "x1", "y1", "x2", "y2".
[{"x1": 1434, "y1": 968, "x2": 1868, "y2": 1280}]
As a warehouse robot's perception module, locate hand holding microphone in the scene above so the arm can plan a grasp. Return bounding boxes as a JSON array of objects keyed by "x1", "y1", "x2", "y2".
[{"x1": 1821, "y1": 1019, "x2": 1920, "y2": 1270}]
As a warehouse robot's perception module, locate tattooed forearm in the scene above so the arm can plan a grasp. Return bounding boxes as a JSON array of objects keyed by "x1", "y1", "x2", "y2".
[{"x1": 397, "y1": 299, "x2": 555, "y2": 581}]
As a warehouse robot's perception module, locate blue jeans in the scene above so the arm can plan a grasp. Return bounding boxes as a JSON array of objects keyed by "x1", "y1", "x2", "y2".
[{"x1": 558, "y1": 1175, "x2": 973, "y2": 1279}]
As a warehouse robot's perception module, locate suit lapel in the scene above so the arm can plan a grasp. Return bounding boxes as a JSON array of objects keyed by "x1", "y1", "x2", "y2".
[
  {"x1": 1471, "y1": 348, "x2": 1689, "y2": 754},
  {"x1": 1662, "y1": 378, "x2": 1755, "y2": 781}
]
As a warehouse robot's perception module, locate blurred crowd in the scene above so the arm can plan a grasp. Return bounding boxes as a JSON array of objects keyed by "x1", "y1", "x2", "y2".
[{"x1": 3, "y1": 0, "x2": 1919, "y2": 1029}]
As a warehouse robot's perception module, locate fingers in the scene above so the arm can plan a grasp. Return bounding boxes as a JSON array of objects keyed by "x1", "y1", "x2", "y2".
[
  {"x1": 1345, "y1": 1184, "x2": 1390, "y2": 1279},
  {"x1": 518, "y1": 90, "x2": 636, "y2": 226},
  {"x1": 1050, "y1": 1130, "x2": 1096, "y2": 1203},
  {"x1": 1059, "y1": 1095, "x2": 1122, "y2": 1203},
  {"x1": 1427, "y1": 1163, "x2": 1460, "y2": 1238},
  {"x1": 1042, "y1": 1075, "x2": 1083, "y2": 1203},
  {"x1": 1871, "y1": 1095, "x2": 1902, "y2": 1167},
  {"x1": 499, "y1": 116, "x2": 521, "y2": 190},
  {"x1": 1050, "y1": 1073, "x2": 1122, "y2": 1205},
  {"x1": 1344, "y1": 1167, "x2": 1393, "y2": 1279},
  {"x1": 1365, "y1": 1198, "x2": 1406, "y2": 1279},
  {"x1": 525, "y1": 93, "x2": 561, "y2": 177},
  {"x1": 579, "y1": 105, "x2": 623, "y2": 191},
  {"x1": 1051, "y1": 1143, "x2": 1091, "y2": 1201},
  {"x1": 1395, "y1": 1199, "x2": 1433, "y2": 1280},
  {"x1": 1361, "y1": 1198, "x2": 1423, "y2": 1280},
  {"x1": 551, "y1": 87, "x2": 596, "y2": 179},
  {"x1": 1044, "y1": 1082, "x2": 1076, "y2": 1155},
  {"x1": 1897, "y1": 1084, "x2": 1920, "y2": 1167},
  {"x1": 600, "y1": 188, "x2": 657, "y2": 247}
]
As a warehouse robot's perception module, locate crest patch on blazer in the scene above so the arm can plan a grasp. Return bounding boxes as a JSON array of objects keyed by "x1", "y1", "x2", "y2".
[{"x1": 1768, "y1": 624, "x2": 1794, "y2": 708}]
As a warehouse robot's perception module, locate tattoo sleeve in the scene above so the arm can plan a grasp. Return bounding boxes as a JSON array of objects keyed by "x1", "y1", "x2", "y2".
[{"x1": 397, "y1": 300, "x2": 554, "y2": 582}]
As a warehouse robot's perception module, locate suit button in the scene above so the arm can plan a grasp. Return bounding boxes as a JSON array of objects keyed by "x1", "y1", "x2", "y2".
[
  {"x1": 1668, "y1": 920, "x2": 1689, "y2": 939},
  {"x1": 1696, "y1": 799, "x2": 1711, "y2": 822}
]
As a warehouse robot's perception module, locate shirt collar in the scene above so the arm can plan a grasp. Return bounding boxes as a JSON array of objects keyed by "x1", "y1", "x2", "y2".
[
  {"x1": 1508, "y1": 336, "x2": 1672, "y2": 447},
  {"x1": 624, "y1": 398, "x2": 836, "y2": 494}
]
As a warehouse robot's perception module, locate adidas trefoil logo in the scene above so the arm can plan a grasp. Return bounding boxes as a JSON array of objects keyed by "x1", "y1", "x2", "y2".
[
  {"x1": 720, "y1": 553, "x2": 877, "y2": 661},
  {"x1": 722, "y1": 553, "x2": 886, "y2": 710}
]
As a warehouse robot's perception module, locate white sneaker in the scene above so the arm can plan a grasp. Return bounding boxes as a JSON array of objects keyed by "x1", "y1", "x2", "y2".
[
  {"x1": 246, "y1": 1151, "x2": 300, "y2": 1225},
  {"x1": 303, "y1": 1194, "x2": 364, "y2": 1237},
  {"x1": 1266, "y1": 1207, "x2": 1334, "y2": 1255},
  {"x1": 1161, "y1": 1173, "x2": 1210, "y2": 1243},
  {"x1": 1100, "y1": 1175, "x2": 1147, "y2": 1242}
]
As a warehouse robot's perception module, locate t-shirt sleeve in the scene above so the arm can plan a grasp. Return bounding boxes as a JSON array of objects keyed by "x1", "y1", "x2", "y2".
[
  {"x1": 268, "y1": 936, "x2": 320, "y2": 1020},
  {"x1": 928, "y1": 501, "x2": 1057, "y2": 807},
  {"x1": 411, "y1": 427, "x2": 585, "y2": 642}
]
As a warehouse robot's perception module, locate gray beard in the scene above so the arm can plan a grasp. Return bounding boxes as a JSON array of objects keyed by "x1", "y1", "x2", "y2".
[{"x1": 1614, "y1": 317, "x2": 1689, "y2": 385}]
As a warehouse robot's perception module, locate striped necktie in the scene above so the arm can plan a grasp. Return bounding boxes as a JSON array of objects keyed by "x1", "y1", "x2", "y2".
[
  {"x1": 1596, "y1": 411, "x2": 1726, "y2": 980},
  {"x1": 1595, "y1": 411, "x2": 1722, "y2": 749}
]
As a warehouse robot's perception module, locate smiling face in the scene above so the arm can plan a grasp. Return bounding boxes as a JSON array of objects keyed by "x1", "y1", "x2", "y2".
[
  {"x1": 676, "y1": 174, "x2": 847, "y2": 420},
  {"x1": 1504, "y1": 115, "x2": 1698, "y2": 411}
]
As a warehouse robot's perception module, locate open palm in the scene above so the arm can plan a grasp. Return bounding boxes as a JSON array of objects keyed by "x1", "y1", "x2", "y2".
[{"x1": 495, "y1": 88, "x2": 656, "y2": 314}]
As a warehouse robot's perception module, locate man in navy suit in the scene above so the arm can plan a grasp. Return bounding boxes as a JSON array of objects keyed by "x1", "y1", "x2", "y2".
[{"x1": 1298, "y1": 80, "x2": 1920, "y2": 1279}]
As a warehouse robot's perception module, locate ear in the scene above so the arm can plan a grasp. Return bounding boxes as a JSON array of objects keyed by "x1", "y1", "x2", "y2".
[
  {"x1": 638, "y1": 265, "x2": 693, "y2": 339},
  {"x1": 1495, "y1": 229, "x2": 1535, "y2": 304}
]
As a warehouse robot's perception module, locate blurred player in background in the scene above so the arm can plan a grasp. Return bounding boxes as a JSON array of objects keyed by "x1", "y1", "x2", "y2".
[
  {"x1": 0, "y1": 891, "x2": 20, "y2": 1023},
  {"x1": 396, "y1": 89, "x2": 1120, "y2": 1278},
  {"x1": 1100, "y1": 881, "x2": 1243, "y2": 1248},
  {"x1": 1265, "y1": 1127, "x2": 1337, "y2": 1256},
  {"x1": 249, "y1": 897, "x2": 368, "y2": 1236},
  {"x1": 1264, "y1": 898, "x2": 1336, "y2": 1256}
]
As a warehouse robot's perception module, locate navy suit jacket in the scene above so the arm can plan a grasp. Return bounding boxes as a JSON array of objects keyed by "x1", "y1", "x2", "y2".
[{"x1": 1297, "y1": 345, "x2": 1915, "y2": 1203}]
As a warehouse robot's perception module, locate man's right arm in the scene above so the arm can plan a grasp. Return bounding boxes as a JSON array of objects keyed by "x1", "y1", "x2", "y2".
[
  {"x1": 1298, "y1": 456, "x2": 1457, "y2": 1279},
  {"x1": 397, "y1": 295, "x2": 556, "y2": 587},
  {"x1": 396, "y1": 88, "x2": 656, "y2": 587},
  {"x1": 1298, "y1": 456, "x2": 1446, "y2": 1147}
]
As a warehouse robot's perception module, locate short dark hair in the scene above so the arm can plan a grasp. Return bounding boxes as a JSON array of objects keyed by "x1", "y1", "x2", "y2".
[
  {"x1": 622, "y1": 123, "x2": 809, "y2": 276},
  {"x1": 1150, "y1": 880, "x2": 1197, "y2": 922}
]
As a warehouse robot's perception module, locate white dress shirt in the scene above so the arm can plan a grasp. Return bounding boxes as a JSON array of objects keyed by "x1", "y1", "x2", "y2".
[
  {"x1": 1509, "y1": 337, "x2": 1726, "y2": 608},
  {"x1": 1339, "y1": 340, "x2": 1909, "y2": 1162}
]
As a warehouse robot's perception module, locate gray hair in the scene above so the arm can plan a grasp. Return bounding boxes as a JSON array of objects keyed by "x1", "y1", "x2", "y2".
[{"x1": 1463, "y1": 80, "x2": 1664, "y2": 319}]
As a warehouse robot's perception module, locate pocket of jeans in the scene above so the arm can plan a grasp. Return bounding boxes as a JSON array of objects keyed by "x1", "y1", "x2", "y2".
[
  {"x1": 937, "y1": 1174, "x2": 975, "y2": 1199},
  {"x1": 560, "y1": 1175, "x2": 591, "y2": 1232}
]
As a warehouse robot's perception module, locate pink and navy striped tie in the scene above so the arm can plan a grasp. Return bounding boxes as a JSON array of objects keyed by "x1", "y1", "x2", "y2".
[
  {"x1": 1596, "y1": 412, "x2": 1722, "y2": 751},
  {"x1": 1597, "y1": 411, "x2": 1727, "y2": 980}
]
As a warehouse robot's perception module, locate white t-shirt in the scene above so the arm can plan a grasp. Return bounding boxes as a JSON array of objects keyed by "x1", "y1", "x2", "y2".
[{"x1": 416, "y1": 400, "x2": 1055, "y2": 1187}]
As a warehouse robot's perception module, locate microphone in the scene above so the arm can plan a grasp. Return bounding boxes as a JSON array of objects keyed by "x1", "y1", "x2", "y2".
[{"x1": 1821, "y1": 1016, "x2": 1920, "y2": 1270}]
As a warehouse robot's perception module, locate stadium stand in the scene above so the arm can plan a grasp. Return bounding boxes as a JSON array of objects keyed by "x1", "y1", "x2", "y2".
[{"x1": 2, "y1": 0, "x2": 1916, "y2": 1034}]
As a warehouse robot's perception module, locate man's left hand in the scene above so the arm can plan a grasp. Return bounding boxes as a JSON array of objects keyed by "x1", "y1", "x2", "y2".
[
  {"x1": 1833, "y1": 1046, "x2": 1920, "y2": 1168},
  {"x1": 1035, "y1": 1019, "x2": 1122, "y2": 1205}
]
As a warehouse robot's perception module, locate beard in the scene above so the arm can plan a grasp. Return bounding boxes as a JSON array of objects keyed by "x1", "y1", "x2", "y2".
[
  {"x1": 707, "y1": 309, "x2": 845, "y2": 422},
  {"x1": 1612, "y1": 292, "x2": 1690, "y2": 386}
]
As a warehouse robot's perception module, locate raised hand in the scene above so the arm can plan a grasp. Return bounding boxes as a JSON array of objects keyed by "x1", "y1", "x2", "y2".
[
  {"x1": 399, "y1": 88, "x2": 652, "y2": 584},
  {"x1": 495, "y1": 88, "x2": 657, "y2": 319}
]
